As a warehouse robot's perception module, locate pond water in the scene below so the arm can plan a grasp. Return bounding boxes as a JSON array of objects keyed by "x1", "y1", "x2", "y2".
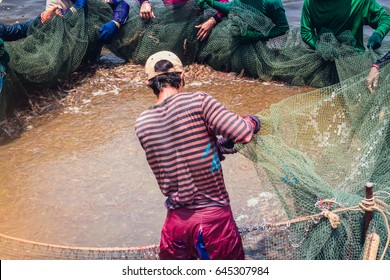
[{"x1": 0, "y1": 61, "x2": 309, "y2": 248}]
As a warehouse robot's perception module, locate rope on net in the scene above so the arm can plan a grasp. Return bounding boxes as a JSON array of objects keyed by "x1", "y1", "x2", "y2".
[
  {"x1": 1, "y1": 192, "x2": 389, "y2": 259},
  {"x1": 239, "y1": 192, "x2": 390, "y2": 260},
  {"x1": 0, "y1": 232, "x2": 160, "y2": 260}
]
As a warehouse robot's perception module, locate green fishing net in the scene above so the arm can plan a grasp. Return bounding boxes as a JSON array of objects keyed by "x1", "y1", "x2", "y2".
[
  {"x1": 3, "y1": 0, "x2": 384, "y2": 87},
  {"x1": 237, "y1": 61, "x2": 390, "y2": 260}
]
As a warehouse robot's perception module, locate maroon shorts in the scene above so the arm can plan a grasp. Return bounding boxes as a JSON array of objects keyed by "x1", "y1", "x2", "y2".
[{"x1": 159, "y1": 205, "x2": 245, "y2": 260}]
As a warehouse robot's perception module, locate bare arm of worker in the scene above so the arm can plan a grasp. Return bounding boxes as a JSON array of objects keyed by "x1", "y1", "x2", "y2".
[
  {"x1": 195, "y1": 17, "x2": 217, "y2": 41},
  {"x1": 139, "y1": 0, "x2": 155, "y2": 20},
  {"x1": 367, "y1": 65, "x2": 379, "y2": 93}
]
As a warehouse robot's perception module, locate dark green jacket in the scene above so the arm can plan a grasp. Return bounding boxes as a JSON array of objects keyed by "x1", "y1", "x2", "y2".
[
  {"x1": 301, "y1": 0, "x2": 390, "y2": 50},
  {"x1": 240, "y1": 0, "x2": 289, "y2": 39}
]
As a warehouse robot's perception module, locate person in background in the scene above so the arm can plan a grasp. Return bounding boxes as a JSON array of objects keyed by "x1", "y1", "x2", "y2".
[
  {"x1": 300, "y1": 0, "x2": 390, "y2": 51},
  {"x1": 138, "y1": 0, "x2": 229, "y2": 41},
  {"x1": 1, "y1": 0, "x2": 129, "y2": 45},
  {"x1": 0, "y1": 0, "x2": 85, "y2": 42},
  {"x1": 135, "y1": 50, "x2": 261, "y2": 260},
  {"x1": 198, "y1": 0, "x2": 289, "y2": 41},
  {"x1": 0, "y1": 38, "x2": 10, "y2": 82},
  {"x1": 0, "y1": 38, "x2": 10, "y2": 119},
  {"x1": 366, "y1": 50, "x2": 390, "y2": 93},
  {"x1": 45, "y1": 0, "x2": 129, "y2": 44},
  {"x1": 0, "y1": 20, "x2": 36, "y2": 42}
]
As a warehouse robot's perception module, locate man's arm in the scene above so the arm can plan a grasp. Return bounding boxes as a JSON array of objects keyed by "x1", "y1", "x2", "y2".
[
  {"x1": 98, "y1": 0, "x2": 130, "y2": 44},
  {"x1": 243, "y1": 4, "x2": 289, "y2": 40},
  {"x1": 265, "y1": 1, "x2": 289, "y2": 39},
  {"x1": 367, "y1": 50, "x2": 390, "y2": 93},
  {"x1": 41, "y1": 0, "x2": 86, "y2": 23},
  {"x1": 375, "y1": 51, "x2": 390, "y2": 65},
  {"x1": 366, "y1": 0, "x2": 390, "y2": 49},
  {"x1": 107, "y1": 0, "x2": 130, "y2": 26},
  {"x1": 199, "y1": 0, "x2": 232, "y2": 16},
  {"x1": 201, "y1": 93, "x2": 259, "y2": 144},
  {"x1": 195, "y1": 0, "x2": 229, "y2": 41},
  {"x1": 300, "y1": 0, "x2": 316, "y2": 49},
  {"x1": 0, "y1": 21, "x2": 33, "y2": 41},
  {"x1": 211, "y1": 0, "x2": 229, "y2": 23}
]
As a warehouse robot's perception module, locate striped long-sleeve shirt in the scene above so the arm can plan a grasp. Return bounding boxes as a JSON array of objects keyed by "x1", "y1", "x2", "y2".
[{"x1": 135, "y1": 91, "x2": 255, "y2": 210}]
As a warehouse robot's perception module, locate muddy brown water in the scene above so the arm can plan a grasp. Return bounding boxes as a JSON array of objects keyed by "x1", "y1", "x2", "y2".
[{"x1": 0, "y1": 62, "x2": 311, "y2": 248}]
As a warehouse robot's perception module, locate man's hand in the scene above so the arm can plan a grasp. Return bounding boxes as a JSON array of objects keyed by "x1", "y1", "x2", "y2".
[
  {"x1": 40, "y1": 6, "x2": 60, "y2": 23},
  {"x1": 243, "y1": 114, "x2": 261, "y2": 134},
  {"x1": 98, "y1": 21, "x2": 119, "y2": 44},
  {"x1": 216, "y1": 137, "x2": 237, "y2": 161},
  {"x1": 367, "y1": 65, "x2": 380, "y2": 94},
  {"x1": 217, "y1": 137, "x2": 236, "y2": 154},
  {"x1": 195, "y1": 17, "x2": 216, "y2": 41},
  {"x1": 367, "y1": 32, "x2": 382, "y2": 50},
  {"x1": 140, "y1": 1, "x2": 155, "y2": 20}
]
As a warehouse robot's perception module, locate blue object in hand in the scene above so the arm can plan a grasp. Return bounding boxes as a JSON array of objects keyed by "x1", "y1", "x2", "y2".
[
  {"x1": 98, "y1": 21, "x2": 118, "y2": 44},
  {"x1": 74, "y1": 0, "x2": 87, "y2": 8},
  {"x1": 367, "y1": 32, "x2": 382, "y2": 50}
]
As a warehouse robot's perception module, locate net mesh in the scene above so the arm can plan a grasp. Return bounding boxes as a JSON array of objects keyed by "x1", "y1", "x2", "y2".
[
  {"x1": 236, "y1": 61, "x2": 390, "y2": 260},
  {"x1": 1, "y1": 0, "x2": 390, "y2": 260},
  {"x1": 3, "y1": 0, "x2": 383, "y2": 88}
]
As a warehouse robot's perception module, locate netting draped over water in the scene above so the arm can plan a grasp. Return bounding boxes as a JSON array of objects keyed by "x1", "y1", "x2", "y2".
[
  {"x1": 236, "y1": 60, "x2": 390, "y2": 260},
  {"x1": 3, "y1": 0, "x2": 385, "y2": 87},
  {"x1": 1, "y1": 0, "x2": 390, "y2": 260}
]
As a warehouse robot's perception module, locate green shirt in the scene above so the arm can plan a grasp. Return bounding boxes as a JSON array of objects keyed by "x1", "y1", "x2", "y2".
[
  {"x1": 240, "y1": 0, "x2": 289, "y2": 39},
  {"x1": 301, "y1": 0, "x2": 390, "y2": 50},
  {"x1": 206, "y1": 0, "x2": 289, "y2": 39}
]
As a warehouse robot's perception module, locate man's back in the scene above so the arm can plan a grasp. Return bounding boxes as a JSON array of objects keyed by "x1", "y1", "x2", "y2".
[{"x1": 135, "y1": 91, "x2": 254, "y2": 210}]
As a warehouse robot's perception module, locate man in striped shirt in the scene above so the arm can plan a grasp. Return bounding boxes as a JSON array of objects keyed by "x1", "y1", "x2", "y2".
[{"x1": 135, "y1": 51, "x2": 261, "y2": 259}]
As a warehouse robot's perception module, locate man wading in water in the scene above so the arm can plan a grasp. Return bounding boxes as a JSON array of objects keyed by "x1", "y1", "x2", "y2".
[{"x1": 135, "y1": 51, "x2": 261, "y2": 260}]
